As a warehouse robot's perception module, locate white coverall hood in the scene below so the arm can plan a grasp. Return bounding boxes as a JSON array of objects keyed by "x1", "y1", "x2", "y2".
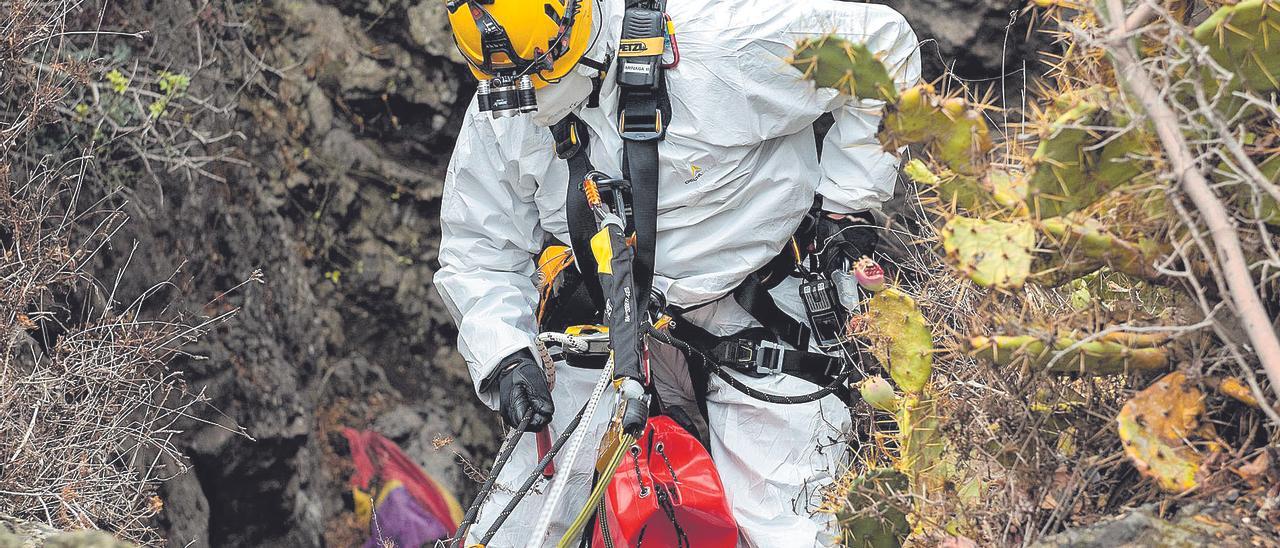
[{"x1": 530, "y1": 0, "x2": 623, "y2": 127}]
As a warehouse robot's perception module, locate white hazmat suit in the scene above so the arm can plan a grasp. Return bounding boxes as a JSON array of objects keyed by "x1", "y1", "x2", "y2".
[{"x1": 434, "y1": 0, "x2": 920, "y2": 545}]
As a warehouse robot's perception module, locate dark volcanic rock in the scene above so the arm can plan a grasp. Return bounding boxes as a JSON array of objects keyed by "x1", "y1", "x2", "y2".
[
  {"x1": 87, "y1": 0, "x2": 494, "y2": 546},
  {"x1": 878, "y1": 0, "x2": 1050, "y2": 96}
]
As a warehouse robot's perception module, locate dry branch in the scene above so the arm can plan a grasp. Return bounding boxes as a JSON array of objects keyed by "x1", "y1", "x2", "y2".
[{"x1": 1102, "y1": 0, "x2": 1280, "y2": 401}]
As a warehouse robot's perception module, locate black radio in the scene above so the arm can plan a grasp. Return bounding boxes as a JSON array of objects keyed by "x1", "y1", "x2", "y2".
[
  {"x1": 617, "y1": 6, "x2": 666, "y2": 89},
  {"x1": 801, "y1": 276, "x2": 847, "y2": 349}
]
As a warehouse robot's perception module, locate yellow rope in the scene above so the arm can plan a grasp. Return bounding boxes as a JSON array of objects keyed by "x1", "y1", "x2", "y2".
[{"x1": 555, "y1": 433, "x2": 636, "y2": 548}]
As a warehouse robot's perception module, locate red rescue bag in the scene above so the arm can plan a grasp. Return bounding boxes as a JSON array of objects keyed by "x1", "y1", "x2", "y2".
[{"x1": 591, "y1": 415, "x2": 738, "y2": 548}]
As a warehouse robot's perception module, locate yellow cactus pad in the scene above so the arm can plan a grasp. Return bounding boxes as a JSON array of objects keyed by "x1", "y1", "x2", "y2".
[
  {"x1": 904, "y1": 159, "x2": 1028, "y2": 214},
  {"x1": 882, "y1": 85, "x2": 994, "y2": 176},
  {"x1": 967, "y1": 332, "x2": 1170, "y2": 374},
  {"x1": 1116, "y1": 372, "x2": 1206, "y2": 492},
  {"x1": 941, "y1": 217, "x2": 1036, "y2": 288}
]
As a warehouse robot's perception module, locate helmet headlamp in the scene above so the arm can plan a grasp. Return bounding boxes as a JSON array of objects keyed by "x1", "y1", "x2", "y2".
[{"x1": 446, "y1": 0, "x2": 589, "y2": 119}]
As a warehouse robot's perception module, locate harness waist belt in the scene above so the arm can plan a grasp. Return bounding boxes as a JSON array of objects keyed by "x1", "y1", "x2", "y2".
[{"x1": 708, "y1": 337, "x2": 848, "y2": 386}]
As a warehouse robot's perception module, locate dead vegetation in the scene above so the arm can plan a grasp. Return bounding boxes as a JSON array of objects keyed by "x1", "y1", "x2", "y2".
[
  {"x1": 799, "y1": 0, "x2": 1280, "y2": 544},
  {"x1": 1, "y1": 1, "x2": 246, "y2": 544}
]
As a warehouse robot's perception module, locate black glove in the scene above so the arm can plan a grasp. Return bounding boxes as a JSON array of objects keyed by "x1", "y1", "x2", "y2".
[
  {"x1": 497, "y1": 350, "x2": 554, "y2": 432},
  {"x1": 813, "y1": 210, "x2": 878, "y2": 275}
]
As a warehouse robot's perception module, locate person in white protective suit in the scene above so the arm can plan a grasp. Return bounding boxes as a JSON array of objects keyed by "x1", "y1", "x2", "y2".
[{"x1": 433, "y1": 0, "x2": 920, "y2": 545}]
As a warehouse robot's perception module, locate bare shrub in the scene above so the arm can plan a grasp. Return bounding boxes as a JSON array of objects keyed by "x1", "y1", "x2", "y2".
[{"x1": 1, "y1": 0, "x2": 245, "y2": 544}]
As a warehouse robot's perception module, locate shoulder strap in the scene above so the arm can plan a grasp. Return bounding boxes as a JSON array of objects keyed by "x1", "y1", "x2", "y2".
[
  {"x1": 616, "y1": 0, "x2": 671, "y2": 315},
  {"x1": 551, "y1": 114, "x2": 606, "y2": 311},
  {"x1": 554, "y1": 0, "x2": 671, "y2": 317}
]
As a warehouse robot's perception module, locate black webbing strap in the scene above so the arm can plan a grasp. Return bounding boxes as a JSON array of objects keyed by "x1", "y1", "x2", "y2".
[
  {"x1": 732, "y1": 274, "x2": 810, "y2": 351},
  {"x1": 554, "y1": 114, "x2": 606, "y2": 310},
  {"x1": 669, "y1": 321, "x2": 851, "y2": 388},
  {"x1": 616, "y1": 0, "x2": 670, "y2": 315},
  {"x1": 621, "y1": 137, "x2": 660, "y2": 314}
]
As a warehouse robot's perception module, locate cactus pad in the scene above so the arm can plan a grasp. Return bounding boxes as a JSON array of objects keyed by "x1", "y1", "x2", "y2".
[
  {"x1": 1194, "y1": 0, "x2": 1280, "y2": 93},
  {"x1": 1035, "y1": 216, "x2": 1167, "y2": 284},
  {"x1": 967, "y1": 332, "x2": 1170, "y2": 374},
  {"x1": 862, "y1": 288, "x2": 933, "y2": 394},
  {"x1": 1116, "y1": 372, "x2": 1206, "y2": 492},
  {"x1": 882, "y1": 85, "x2": 994, "y2": 175},
  {"x1": 837, "y1": 468, "x2": 911, "y2": 548},
  {"x1": 941, "y1": 217, "x2": 1036, "y2": 288},
  {"x1": 1026, "y1": 92, "x2": 1148, "y2": 218},
  {"x1": 790, "y1": 35, "x2": 898, "y2": 103},
  {"x1": 1216, "y1": 377, "x2": 1261, "y2": 407},
  {"x1": 1231, "y1": 154, "x2": 1280, "y2": 225},
  {"x1": 905, "y1": 159, "x2": 1029, "y2": 214}
]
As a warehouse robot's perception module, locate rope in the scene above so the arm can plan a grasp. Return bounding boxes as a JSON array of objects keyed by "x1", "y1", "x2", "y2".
[
  {"x1": 528, "y1": 357, "x2": 616, "y2": 546},
  {"x1": 645, "y1": 324, "x2": 862, "y2": 405},
  {"x1": 555, "y1": 432, "x2": 637, "y2": 548},
  {"x1": 451, "y1": 413, "x2": 532, "y2": 547},
  {"x1": 476, "y1": 401, "x2": 590, "y2": 545}
]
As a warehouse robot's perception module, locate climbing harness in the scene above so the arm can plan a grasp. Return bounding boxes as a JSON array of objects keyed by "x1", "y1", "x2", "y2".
[
  {"x1": 461, "y1": 0, "x2": 884, "y2": 543},
  {"x1": 647, "y1": 323, "x2": 869, "y2": 405}
]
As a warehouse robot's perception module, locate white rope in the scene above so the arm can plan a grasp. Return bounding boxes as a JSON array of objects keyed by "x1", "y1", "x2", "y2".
[{"x1": 526, "y1": 355, "x2": 616, "y2": 547}]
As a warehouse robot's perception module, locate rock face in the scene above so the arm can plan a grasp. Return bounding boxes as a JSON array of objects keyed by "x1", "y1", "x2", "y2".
[
  {"x1": 0, "y1": 517, "x2": 135, "y2": 548},
  {"x1": 75, "y1": 0, "x2": 1045, "y2": 546},
  {"x1": 91, "y1": 1, "x2": 493, "y2": 546},
  {"x1": 1029, "y1": 504, "x2": 1261, "y2": 547},
  {"x1": 879, "y1": 0, "x2": 1049, "y2": 85}
]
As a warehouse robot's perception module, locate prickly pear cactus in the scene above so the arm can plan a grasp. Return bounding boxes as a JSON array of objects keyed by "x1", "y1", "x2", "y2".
[
  {"x1": 789, "y1": 35, "x2": 898, "y2": 103},
  {"x1": 1229, "y1": 154, "x2": 1280, "y2": 226},
  {"x1": 1193, "y1": 0, "x2": 1280, "y2": 93},
  {"x1": 836, "y1": 468, "x2": 911, "y2": 548},
  {"x1": 858, "y1": 376, "x2": 901, "y2": 412},
  {"x1": 1116, "y1": 372, "x2": 1209, "y2": 492},
  {"x1": 967, "y1": 332, "x2": 1170, "y2": 374},
  {"x1": 1025, "y1": 90, "x2": 1148, "y2": 218},
  {"x1": 882, "y1": 85, "x2": 993, "y2": 175},
  {"x1": 1035, "y1": 216, "x2": 1167, "y2": 284},
  {"x1": 862, "y1": 288, "x2": 933, "y2": 394},
  {"x1": 903, "y1": 159, "x2": 1027, "y2": 214},
  {"x1": 940, "y1": 217, "x2": 1036, "y2": 288},
  {"x1": 895, "y1": 393, "x2": 944, "y2": 479}
]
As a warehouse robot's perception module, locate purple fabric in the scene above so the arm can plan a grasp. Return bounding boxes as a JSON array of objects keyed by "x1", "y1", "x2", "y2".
[{"x1": 363, "y1": 486, "x2": 449, "y2": 548}]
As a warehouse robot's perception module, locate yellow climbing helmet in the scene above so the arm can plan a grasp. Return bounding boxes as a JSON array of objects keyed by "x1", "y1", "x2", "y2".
[{"x1": 445, "y1": 0, "x2": 595, "y2": 90}]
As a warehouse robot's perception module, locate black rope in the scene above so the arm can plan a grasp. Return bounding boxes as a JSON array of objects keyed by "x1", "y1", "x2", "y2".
[
  {"x1": 645, "y1": 324, "x2": 862, "y2": 405},
  {"x1": 476, "y1": 400, "x2": 590, "y2": 545},
  {"x1": 451, "y1": 413, "x2": 532, "y2": 547},
  {"x1": 652, "y1": 442, "x2": 690, "y2": 547},
  {"x1": 655, "y1": 486, "x2": 690, "y2": 548}
]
